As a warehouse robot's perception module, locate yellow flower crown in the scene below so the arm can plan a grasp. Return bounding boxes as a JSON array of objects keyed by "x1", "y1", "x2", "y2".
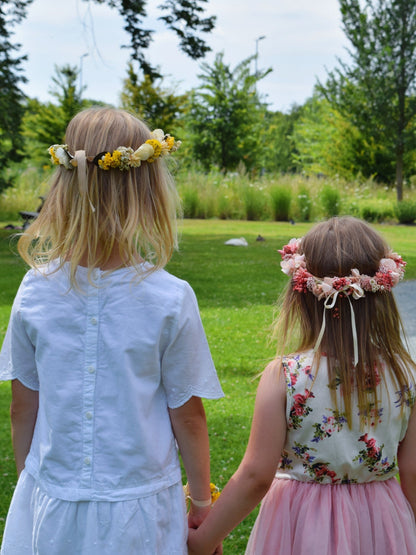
[{"x1": 48, "y1": 129, "x2": 181, "y2": 171}]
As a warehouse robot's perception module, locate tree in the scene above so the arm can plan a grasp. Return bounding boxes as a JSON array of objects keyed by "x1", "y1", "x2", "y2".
[
  {"x1": 49, "y1": 64, "x2": 85, "y2": 123},
  {"x1": 261, "y1": 105, "x2": 303, "y2": 174},
  {"x1": 87, "y1": 0, "x2": 215, "y2": 78},
  {"x1": 292, "y1": 93, "x2": 388, "y2": 179},
  {"x1": 320, "y1": 0, "x2": 416, "y2": 200},
  {"x1": 0, "y1": 0, "x2": 33, "y2": 190},
  {"x1": 120, "y1": 64, "x2": 186, "y2": 133},
  {"x1": 23, "y1": 65, "x2": 86, "y2": 164},
  {"x1": 185, "y1": 52, "x2": 272, "y2": 172}
]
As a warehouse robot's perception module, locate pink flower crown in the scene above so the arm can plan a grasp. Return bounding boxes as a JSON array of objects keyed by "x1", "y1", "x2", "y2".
[{"x1": 279, "y1": 238, "x2": 406, "y2": 300}]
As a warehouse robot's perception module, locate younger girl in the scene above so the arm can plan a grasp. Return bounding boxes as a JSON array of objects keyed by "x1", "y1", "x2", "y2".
[
  {"x1": 188, "y1": 216, "x2": 416, "y2": 554},
  {"x1": 0, "y1": 107, "x2": 223, "y2": 554}
]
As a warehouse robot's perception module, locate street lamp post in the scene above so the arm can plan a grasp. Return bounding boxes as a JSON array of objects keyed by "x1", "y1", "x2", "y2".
[
  {"x1": 254, "y1": 35, "x2": 266, "y2": 77},
  {"x1": 79, "y1": 53, "x2": 89, "y2": 96}
]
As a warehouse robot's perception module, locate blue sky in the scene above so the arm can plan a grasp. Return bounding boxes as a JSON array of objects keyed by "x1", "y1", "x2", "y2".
[{"x1": 14, "y1": 0, "x2": 348, "y2": 112}]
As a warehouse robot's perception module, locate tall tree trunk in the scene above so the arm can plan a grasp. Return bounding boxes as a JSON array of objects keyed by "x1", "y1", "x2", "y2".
[
  {"x1": 396, "y1": 4, "x2": 407, "y2": 203},
  {"x1": 396, "y1": 146, "x2": 404, "y2": 202}
]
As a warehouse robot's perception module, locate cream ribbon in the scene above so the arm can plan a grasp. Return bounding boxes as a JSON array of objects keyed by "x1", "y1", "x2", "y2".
[
  {"x1": 74, "y1": 150, "x2": 95, "y2": 213},
  {"x1": 313, "y1": 290, "x2": 359, "y2": 367}
]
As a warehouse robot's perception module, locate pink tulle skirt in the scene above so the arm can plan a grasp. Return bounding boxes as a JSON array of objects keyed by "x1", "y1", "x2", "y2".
[{"x1": 245, "y1": 477, "x2": 416, "y2": 555}]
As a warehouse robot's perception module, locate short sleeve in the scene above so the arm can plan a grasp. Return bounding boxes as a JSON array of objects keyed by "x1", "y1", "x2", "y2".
[
  {"x1": 0, "y1": 279, "x2": 39, "y2": 390},
  {"x1": 161, "y1": 282, "x2": 223, "y2": 408}
]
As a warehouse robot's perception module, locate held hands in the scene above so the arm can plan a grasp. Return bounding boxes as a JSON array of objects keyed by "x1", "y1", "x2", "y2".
[
  {"x1": 188, "y1": 504, "x2": 211, "y2": 529},
  {"x1": 187, "y1": 503, "x2": 223, "y2": 555},
  {"x1": 187, "y1": 528, "x2": 222, "y2": 555}
]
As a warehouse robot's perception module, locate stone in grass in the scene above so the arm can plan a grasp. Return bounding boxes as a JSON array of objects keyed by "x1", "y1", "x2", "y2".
[{"x1": 224, "y1": 237, "x2": 248, "y2": 247}]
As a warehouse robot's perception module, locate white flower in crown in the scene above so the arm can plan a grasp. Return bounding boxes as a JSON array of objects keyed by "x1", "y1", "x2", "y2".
[
  {"x1": 130, "y1": 143, "x2": 155, "y2": 166},
  {"x1": 116, "y1": 146, "x2": 134, "y2": 170},
  {"x1": 151, "y1": 129, "x2": 165, "y2": 142},
  {"x1": 48, "y1": 144, "x2": 74, "y2": 169}
]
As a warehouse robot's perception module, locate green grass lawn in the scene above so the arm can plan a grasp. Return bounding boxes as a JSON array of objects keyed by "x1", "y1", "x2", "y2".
[{"x1": 1, "y1": 219, "x2": 416, "y2": 552}]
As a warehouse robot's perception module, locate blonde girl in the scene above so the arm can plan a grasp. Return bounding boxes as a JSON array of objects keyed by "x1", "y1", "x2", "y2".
[
  {"x1": 0, "y1": 107, "x2": 223, "y2": 554},
  {"x1": 188, "y1": 216, "x2": 416, "y2": 555}
]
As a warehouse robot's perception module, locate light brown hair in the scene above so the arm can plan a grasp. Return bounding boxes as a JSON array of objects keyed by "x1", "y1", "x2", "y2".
[
  {"x1": 275, "y1": 216, "x2": 415, "y2": 427},
  {"x1": 18, "y1": 107, "x2": 180, "y2": 284}
]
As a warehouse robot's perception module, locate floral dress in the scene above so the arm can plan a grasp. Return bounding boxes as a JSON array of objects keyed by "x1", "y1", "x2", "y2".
[{"x1": 246, "y1": 350, "x2": 416, "y2": 555}]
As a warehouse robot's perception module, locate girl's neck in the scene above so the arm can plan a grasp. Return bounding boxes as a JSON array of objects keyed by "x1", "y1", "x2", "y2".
[{"x1": 78, "y1": 246, "x2": 142, "y2": 270}]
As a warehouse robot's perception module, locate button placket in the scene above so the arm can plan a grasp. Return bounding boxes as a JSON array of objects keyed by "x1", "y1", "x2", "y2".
[{"x1": 81, "y1": 272, "x2": 100, "y2": 486}]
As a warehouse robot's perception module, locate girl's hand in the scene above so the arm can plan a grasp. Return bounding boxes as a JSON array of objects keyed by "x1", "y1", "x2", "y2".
[
  {"x1": 188, "y1": 504, "x2": 211, "y2": 529},
  {"x1": 187, "y1": 528, "x2": 223, "y2": 555}
]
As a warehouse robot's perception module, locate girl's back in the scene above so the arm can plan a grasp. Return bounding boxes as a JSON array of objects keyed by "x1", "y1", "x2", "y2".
[
  {"x1": 277, "y1": 350, "x2": 414, "y2": 485},
  {"x1": 3, "y1": 262, "x2": 217, "y2": 501}
]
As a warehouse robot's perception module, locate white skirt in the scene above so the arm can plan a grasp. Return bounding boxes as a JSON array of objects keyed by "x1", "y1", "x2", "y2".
[{"x1": 1, "y1": 470, "x2": 187, "y2": 555}]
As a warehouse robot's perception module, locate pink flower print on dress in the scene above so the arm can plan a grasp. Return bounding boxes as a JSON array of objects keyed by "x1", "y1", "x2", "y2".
[
  {"x1": 289, "y1": 390, "x2": 315, "y2": 429},
  {"x1": 303, "y1": 365, "x2": 314, "y2": 381},
  {"x1": 308, "y1": 462, "x2": 339, "y2": 484},
  {"x1": 354, "y1": 434, "x2": 397, "y2": 477}
]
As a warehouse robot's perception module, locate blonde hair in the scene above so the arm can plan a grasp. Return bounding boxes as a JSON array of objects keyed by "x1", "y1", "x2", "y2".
[
  {"x1": 275, "y1": 216, "x2": 415, "y2": 427},
  {"x1": 18, "y1": 107, "x2": 180, "y2": 285}
]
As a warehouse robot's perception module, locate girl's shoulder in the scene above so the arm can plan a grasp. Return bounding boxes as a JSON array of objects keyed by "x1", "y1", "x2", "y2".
[
  {"x1": 281, "y1": 350, "x2": 315, "y2": 374},
  {"x1": 280, "y1": 350, "x2": 321, "y2": 395}
]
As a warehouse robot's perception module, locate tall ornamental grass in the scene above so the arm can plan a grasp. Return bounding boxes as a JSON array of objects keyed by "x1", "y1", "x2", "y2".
[{"x1": 2, "y1": 165, "x2": 416, "y2": 225}]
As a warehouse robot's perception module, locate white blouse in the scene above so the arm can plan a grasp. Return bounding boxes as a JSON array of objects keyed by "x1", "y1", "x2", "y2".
[{"x1": 0, "y1": 263, "x2": 223, "y2": 501}]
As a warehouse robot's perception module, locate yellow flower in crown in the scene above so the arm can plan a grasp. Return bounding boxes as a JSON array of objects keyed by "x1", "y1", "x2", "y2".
[
  {"x1": 152, "y1": 129, "x2": 180, "y2": 155},
  {"x1": 145, "y1": 139, "x2": 163, "y2": 162},
  {"x1": 110, "y1": 150, "x2": 122, "y2": 168},
  {"x1": 98, "y1": 152, "x2": 113, "y2": 170},
  {"x1": 48, "y1": 145, "x2": 60, "y2": 165},
  {"x1": 165, "y1": 135, "x2": 175, "y2": 150}
]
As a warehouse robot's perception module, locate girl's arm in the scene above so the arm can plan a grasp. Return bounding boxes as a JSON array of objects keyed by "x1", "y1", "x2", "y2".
[
  {"x1": 398, "y1": 405, "x2": 416, "y2": 518},
  {"x1": 187, "y1": 360, "x2": 287, "y2": 555},
  {"x1": 10, "y1": 379, "x2": 39, "y2": 477},
  {"x1": 169, "y1": 396, "x2": 212, "y2": 528}
]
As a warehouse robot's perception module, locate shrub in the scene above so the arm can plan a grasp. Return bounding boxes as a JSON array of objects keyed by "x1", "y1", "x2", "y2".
[
  {"x1": 360, "y1": 200, "x2": 394, "y2": 223},
  {"x1": 395, "y1": 200, "x2": 416, "y2": 224},
  {"x1": 181, "y1": 187, "x2": 200, "y2": 218},
  {"x1": 296, "y1": 185, "x2": 312, "y2": 221},
  {"x1": 320, "y1": 184, "x2": 341, "y2": 218},
  {"x1": 243, "y1": 185, "x2": 268, "y2": 221},
  {"x1": 217, "y1": 193, "x2": 234, "y2": 219},
  {"x1": 0, "y1": 167, "x2": 51, "y2": 223},
  {"x1": 270, "y1": 185, "x2": 292, "y2": 221},
  {"x1": 343, "y1": 200, "x2": 361, "y2": 217}
]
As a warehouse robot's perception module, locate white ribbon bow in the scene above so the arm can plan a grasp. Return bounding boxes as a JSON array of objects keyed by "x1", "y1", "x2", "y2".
[{"x1": 313, "y1": 290, "x2": 359, "y2": 367}]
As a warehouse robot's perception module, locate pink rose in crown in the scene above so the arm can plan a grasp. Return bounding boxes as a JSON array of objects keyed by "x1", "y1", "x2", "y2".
[
  {"x1": 280, "y1": 253, "x2": 305, "y2": 275},
  {"x1": 379, "y1": 258, "x2": 396, "y2": 273},
  {"x1": 321, "y1": 278, "x2": 335, "y2": 296},
  {"x1": 278, "y1": 238, "x2": 300, "y2": 258}
]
